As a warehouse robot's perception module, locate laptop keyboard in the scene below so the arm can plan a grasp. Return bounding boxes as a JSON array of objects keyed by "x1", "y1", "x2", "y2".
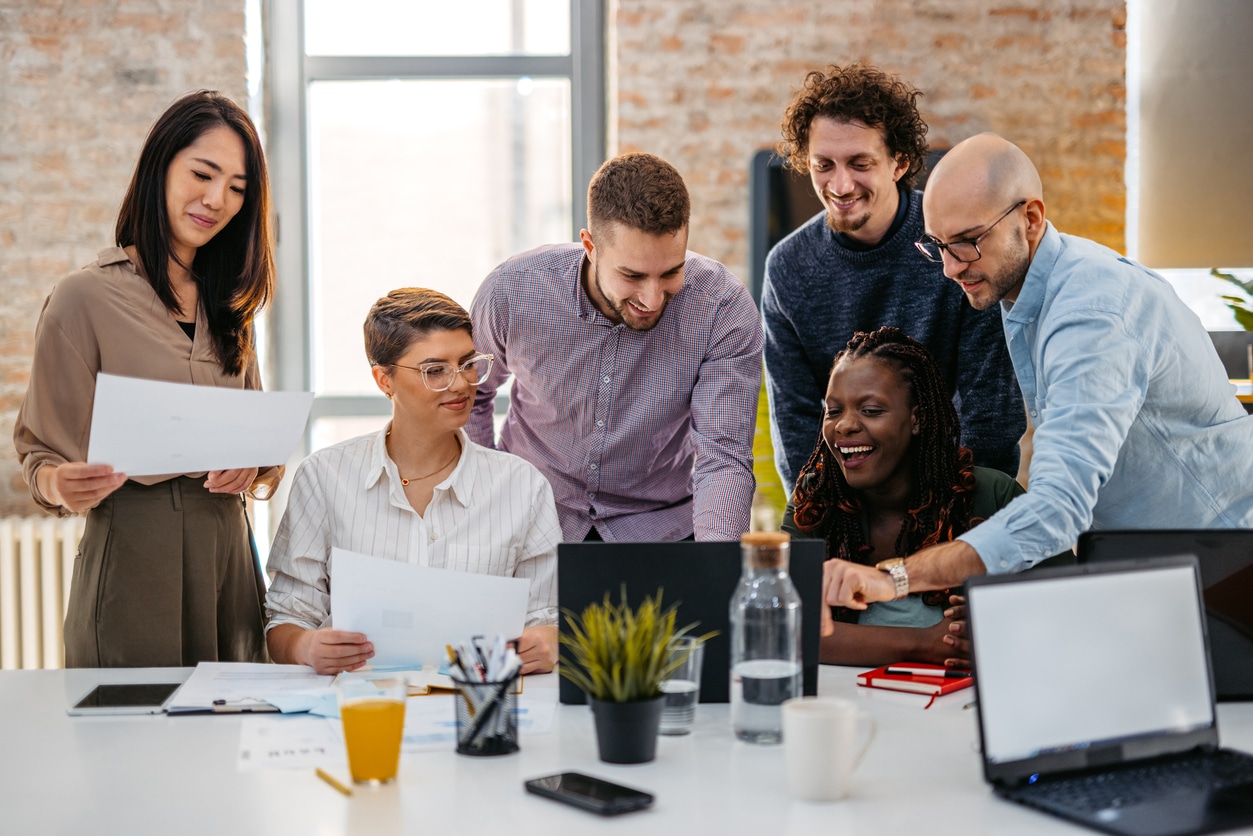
[{"x1": 1012, "y1": 750, "x2": 1253, "y2": 814}]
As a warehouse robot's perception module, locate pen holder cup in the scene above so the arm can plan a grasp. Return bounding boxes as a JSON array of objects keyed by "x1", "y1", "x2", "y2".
[{"x1": 453, "y1": 675, "x2": 520, "y2": 756}]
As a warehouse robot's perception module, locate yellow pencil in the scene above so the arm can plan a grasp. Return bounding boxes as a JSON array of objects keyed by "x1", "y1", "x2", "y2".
[{"x1": 316, "y1": 767, "x2": 353, "y2": 797}]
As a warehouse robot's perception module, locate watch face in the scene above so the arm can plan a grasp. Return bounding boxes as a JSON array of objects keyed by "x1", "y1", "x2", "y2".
[{"x1": 876, "y1": 559, "x2": 909, "y2": 599}]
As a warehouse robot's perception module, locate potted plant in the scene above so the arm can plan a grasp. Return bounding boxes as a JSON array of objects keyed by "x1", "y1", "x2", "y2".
[
  {"x1": 559, "y1": 588, "x2": 707, "y2": 764},
  {"x1": 1213, "y1": 268, "x2": 1253, "y2": 331}
]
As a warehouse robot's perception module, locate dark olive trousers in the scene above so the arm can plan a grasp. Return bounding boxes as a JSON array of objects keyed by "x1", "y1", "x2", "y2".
[{"x1": 64, "y1": 477, "x2": 268, "y2": 668}]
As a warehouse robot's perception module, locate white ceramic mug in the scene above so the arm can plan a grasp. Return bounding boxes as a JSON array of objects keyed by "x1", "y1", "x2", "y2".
[{"x1": 782, "y1": 696, "x2": 877, "y2": 802}]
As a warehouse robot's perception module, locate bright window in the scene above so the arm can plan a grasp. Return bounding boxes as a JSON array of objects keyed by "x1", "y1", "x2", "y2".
[{"x1": 265, "y1": 0, "x2": 604, "y2": 524}]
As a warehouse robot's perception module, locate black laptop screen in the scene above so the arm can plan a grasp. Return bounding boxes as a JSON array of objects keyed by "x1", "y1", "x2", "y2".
[{"x1": 970, "y1": 562, "x2": 1214, "y2": 770}]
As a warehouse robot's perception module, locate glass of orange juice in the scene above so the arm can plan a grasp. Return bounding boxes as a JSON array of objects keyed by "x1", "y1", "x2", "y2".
[{"x1": 337, "y1": 676, "x2": 407, "y2": 785}]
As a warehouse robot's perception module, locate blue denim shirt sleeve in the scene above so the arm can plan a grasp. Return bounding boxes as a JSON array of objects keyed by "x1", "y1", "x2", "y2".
[
  {"x1": 961, "y1": 311, "x2": 1147, "y2": 572},
  {"x1": 959, "y1": 227, "x2": 1148, "y2": 573}
]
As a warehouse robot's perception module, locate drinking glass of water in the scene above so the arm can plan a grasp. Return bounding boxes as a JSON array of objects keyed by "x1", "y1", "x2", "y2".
[{"x1": 659, "y1": 637, "x2": 704, "y2": 735}]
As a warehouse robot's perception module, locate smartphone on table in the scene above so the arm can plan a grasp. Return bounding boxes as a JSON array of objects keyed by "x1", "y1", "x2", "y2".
[{"x1": 524, "y1": 772, "x2": 654, "y2": 816}]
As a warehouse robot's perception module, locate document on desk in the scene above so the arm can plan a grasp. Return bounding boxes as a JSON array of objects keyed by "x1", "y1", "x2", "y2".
[
  {"x1": 238, "y1": 716, "x2": 345, "y2": 771},
  {"x1": 330, "y1": 547, "x2": 529, "y2": 669},
  {"x1": 238, "y1": 683, "x2": 558, "y2": 769},
  {"x1": 168, "y1": 662, "x2": 334, "y2": 714},
  {"x1": 328, "y1": 692, "x2": 555, "y2": 752},
  {"x1": 86, "y1": 372, "x2": 313, "y2": 476}
]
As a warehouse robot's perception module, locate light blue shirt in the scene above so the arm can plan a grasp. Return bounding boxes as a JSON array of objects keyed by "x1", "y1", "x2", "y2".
[{"x1": 961, "y1": 224, "x2": 1253, "y2": 573}]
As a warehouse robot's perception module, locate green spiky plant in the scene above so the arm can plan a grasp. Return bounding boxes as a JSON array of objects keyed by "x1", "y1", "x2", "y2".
[
  {"x1": 1212, "y1": 268, "x2": 1253, "y2": 331},
  {"x1": 558, "y1": 588, "x2": 714, "y2": 703}
]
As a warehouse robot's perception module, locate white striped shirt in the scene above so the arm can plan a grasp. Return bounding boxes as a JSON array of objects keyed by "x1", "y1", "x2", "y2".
[{"x1": 265, "y1": 427, "x2": 560, "y2": 632}]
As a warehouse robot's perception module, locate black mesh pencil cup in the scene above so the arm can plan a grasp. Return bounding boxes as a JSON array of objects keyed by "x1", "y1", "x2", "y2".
[{"x1": 453, "y1": 674, "x2": 520, "y2": 756}]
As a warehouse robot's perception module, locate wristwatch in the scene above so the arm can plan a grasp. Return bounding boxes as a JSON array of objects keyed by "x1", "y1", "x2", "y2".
[{"x1": 875, "y1": 558, "x2": 909, "y2": 600}]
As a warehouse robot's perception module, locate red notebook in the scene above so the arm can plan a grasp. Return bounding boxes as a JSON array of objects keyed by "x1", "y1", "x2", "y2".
[{"x1": 856, "y1": 664, "x2": 974, "y2": 697}]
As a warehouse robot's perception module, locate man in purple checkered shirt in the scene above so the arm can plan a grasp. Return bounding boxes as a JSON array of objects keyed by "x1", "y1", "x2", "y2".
[{"x1": 467, "y1": 153, "x2": 763, "y2": 542}]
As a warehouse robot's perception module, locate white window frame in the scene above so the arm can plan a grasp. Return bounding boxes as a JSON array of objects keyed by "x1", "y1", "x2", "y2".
[{"x1": 265, "y1": 0, "x2": 605, "y2": 434}]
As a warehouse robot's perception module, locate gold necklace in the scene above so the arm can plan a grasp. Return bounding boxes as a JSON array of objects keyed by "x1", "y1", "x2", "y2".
[{"x1": 397, "y1": 446, "x2": 460, "y2": 487}]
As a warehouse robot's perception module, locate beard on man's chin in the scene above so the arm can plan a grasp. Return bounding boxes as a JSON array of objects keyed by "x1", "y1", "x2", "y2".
[
  {"x1": 619, "y1": 300, "x2": 668, "y2": 332},
  {"x1": 825, "y1": 209, "x2": 870, "y2": 235}
]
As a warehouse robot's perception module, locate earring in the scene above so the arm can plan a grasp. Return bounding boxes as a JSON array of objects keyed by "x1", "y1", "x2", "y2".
[{"x1": 385, "y1": 392, "x2": 393, "y2": 400}]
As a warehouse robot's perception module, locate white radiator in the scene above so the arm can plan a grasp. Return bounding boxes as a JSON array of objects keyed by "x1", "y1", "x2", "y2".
[{"x1": 0, "y1": 516, "x2": 84, "y2": 670}]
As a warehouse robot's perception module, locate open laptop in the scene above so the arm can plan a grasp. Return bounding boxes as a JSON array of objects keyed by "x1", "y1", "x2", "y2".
[
  {"x1": 557, "y1": 540, "x2": 824, "y2": 705},
  {"x1": 965, "y1": 558, "x2": 1253, "y2": 836},
  {"x1": 1078, "y1": 530, "x2": 1253, "y2": 701}
]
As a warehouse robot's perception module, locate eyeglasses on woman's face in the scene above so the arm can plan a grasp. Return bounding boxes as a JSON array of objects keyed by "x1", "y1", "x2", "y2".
[{"x1": 388, "y1": 353, "x2": 494, "y2": 392}]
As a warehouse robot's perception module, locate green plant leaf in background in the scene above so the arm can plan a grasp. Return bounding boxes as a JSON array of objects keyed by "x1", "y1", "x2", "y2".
[
  {"x1": 557, "y1": 587, "x2": 716, "y2": 703},
  {"x1": 1212, "y1": 269, "x2": 1253, "y2": 331}
]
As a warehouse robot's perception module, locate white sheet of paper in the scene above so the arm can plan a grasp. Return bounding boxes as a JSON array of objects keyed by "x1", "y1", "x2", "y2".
[
  {"x1": 168, "y1": 662, "x2": 333, "y2": 713},
  {"x1": 330, "y1": 547, "x2": 530, "y2": 669},
  {"x1": 390, "y1": 689, "x2": 556, "y2": 749},
  {"x1": 86, "y1": 372, "x2": 313, "y2": 476},
  {"x1": 238, "y1": 683, "x2": 559, "y2": 770},
  {"x1": 238, "y1": 716, "x2": 345, "y2": 771}
]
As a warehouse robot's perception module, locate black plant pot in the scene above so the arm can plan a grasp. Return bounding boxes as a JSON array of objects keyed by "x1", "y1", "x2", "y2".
[{"x1": 588, "y1": 695, "x2": 665, "y2": 764}]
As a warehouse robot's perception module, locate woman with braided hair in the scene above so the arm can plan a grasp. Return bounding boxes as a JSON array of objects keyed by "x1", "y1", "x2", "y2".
[{"x1": 782, "y1": 326, "x2": 1043, "y2": 667}]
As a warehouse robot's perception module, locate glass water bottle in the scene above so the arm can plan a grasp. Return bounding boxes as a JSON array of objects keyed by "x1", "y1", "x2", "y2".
[{"x1": 730, "y1": 530, "x2": 802, "y2": 744}]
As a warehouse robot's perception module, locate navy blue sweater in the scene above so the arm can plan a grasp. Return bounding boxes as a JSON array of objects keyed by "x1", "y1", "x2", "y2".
[{"x1": 762, "y1": 189, "x2": 1025, "y2": 490}]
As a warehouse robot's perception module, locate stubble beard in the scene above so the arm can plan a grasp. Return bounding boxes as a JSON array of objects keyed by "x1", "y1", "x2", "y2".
[
  {"x1": 967, "y1": 233, "x2": 1031, "y2": 311},
  {"x1": 823, "y1": 194, "x2": 871, "y2": 235},
  {"x1": 593, "y1": 262, "x2": 668, "y2": 332}
]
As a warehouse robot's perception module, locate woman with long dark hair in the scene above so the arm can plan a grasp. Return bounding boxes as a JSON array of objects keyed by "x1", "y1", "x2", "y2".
[
  {"x1": 14, "y1": 90, "x2": 278, "y2": 667},
  {"x1": 784, "y1": 327, "x2": 1057, "y2": 667}
]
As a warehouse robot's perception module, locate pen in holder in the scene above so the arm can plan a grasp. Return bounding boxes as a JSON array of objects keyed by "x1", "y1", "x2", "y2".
[{"x1": 453, "y1": 673, "x2": 520, "y2": 756}]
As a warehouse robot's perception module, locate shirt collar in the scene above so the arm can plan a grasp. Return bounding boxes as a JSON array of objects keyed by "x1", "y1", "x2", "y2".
[
  {"x1": 574, "y1": 250, "x2": 598, "y2": 320},
  {"x1": 98, "y1": 246, "x2": 134, "y2": 269},
  {"x1": 442, "y1": 429, "x2": 476, "y2": 508},
  {"x1": 364, "y1": 424, "x2": 395, "y2": 492},
  {"x1": 1002, "y1": 221, "x2": 1059, "y2": 323},
  {"x1": 364, "y1": 424, "x2": 476, "y2": 509}
]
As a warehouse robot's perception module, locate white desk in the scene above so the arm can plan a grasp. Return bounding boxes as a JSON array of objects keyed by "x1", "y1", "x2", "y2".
[{"x1": 2, "y1": 666, "x2": 1251, "y2": 836}]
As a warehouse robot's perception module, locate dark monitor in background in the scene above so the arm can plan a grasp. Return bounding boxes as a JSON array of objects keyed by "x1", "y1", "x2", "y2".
[
  {"x1": 746, "y1": 148, "x2": 949, "y2": 306},
  {"x1": 1077, "y1": 529, "x2": 1253, "y2": 701},
  {"x1": 1208, "y1": 330, "x2": 1253, "y2": 379},
  {"x1": 747, "y1": 151, "x2": 823, "y2": 307},
  {"x1": 556, "y1": 540, "x2": 825, "y2": 705}
]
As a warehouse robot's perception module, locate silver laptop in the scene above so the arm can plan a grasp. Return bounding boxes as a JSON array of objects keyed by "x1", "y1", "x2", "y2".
[{"x1": 965, "y1": 558, "x2": 1253, "y2": 836}]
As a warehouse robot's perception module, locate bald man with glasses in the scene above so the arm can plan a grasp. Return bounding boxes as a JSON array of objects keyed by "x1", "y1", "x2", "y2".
[{"x1": 823, "y1": 133, "x2": 1253, "y2": 621}]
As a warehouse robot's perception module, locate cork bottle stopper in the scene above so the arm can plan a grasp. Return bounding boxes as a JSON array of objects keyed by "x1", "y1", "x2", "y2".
[
  {"x1": 740, "y1": 531, "x2": 790, "y2": 547},
  {"x1": 741, "y1": 530, "x2": 790, "y2": 569}
]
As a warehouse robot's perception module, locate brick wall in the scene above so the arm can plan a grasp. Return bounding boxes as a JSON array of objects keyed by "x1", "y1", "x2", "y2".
[
  {"x1": 0, "y1": 0, "x2": 246, "y2": 516},
  {"x1": 0, "y1": 1, "x2": 1127, "y2": 516},
  {"x1": 611, "y1": 0, "x2": 1127, "y2": 280}
]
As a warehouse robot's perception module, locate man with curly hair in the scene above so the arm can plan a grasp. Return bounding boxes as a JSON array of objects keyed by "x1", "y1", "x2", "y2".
[
  {"x1": 824, "y1": 133, "x2": 1253, "y2": 613},
  {"x1": 762, "y1": 64, "x2": 1025, "y2": 495}
]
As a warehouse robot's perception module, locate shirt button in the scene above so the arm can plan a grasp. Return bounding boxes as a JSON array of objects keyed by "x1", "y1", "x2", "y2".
[
  {"x1": 1000, "y1": 560, "x2": 1008, "y2": 568},
  {"x1": 429, "y1": 530, "x2": 437, "y2": 542},
  {"x1": 589, "y1": 463, "x2": 598, "y2": 471},
  {"x1": 1029, "y1": 410, "x2": 1037, "y2": 417},
  {"x1": 602, "y1": 376, "x2": 610, "y2": 384},
  {"x1": 588, "y1": 493, "x2": 595, "y2": 500},
  {"x1": 596, "y1": 419, "x2": 604, "y2": 427}
]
